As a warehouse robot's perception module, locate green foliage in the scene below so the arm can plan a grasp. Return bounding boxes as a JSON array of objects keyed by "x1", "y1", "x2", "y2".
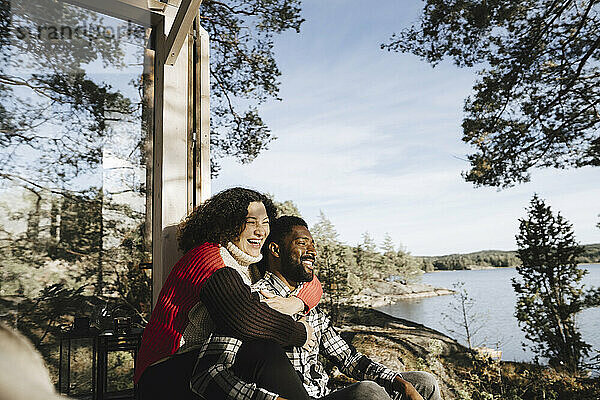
[
  {"x1": 417, "y1": 250, "x2": 522, "y2": 271},
  {"x1": 380, "y1": 233, "x2": 422, "y2": 282},
  {"x1": 384, "y1": 1, "x2": 600, "y2": 187},
  {"x1": 352, "y1": 231, "x2": 420, "y2": 282},
  {"x1": 52, "y1": 190, "x2": 103, "y2": 262},
  {"x1": 200, "y1": 0, "x2": 304, "y2": 173},
  {"x1": 415, "y1": 338, "x2": 444, "y2": 372},
  {"x1": 513, "y1": 194, "x2": 598, "y2": 373},
  {"x1": 0, "y1": 184, "x2": 152, "y2": 322},
  {"x1": 354, "y1": 232, "x2": 381, "y2": 280},
  {"x1": 311, "y1": 211, "x2": 357, "y2": 323},
  {"x1": 579, "y1": 243, "x2": 600, "y2": 264},
  {"x1": 417, "y1": 244, "x2": 600, "y2": 271},
  {"x1": 449, "y1": 354, "x2": 600, "y2": 400},
  {"x1": 5, "y1": 283, "x2": 91, "y2": 347},
  {"x1": 350, "y1": 231, "x2": 420, "y2": 282},
  {"x1": 334, "y1": 304, "x2": 600, "y2": 400},
  {"x1": 109, "y1": 221, "x2": 153, "y2": 320},
  {"x1": 106, "y1": 351, "x2": 135, "y2": 392},
  {"x1": 269, "y1": 196, "x2": 302, "y2": 217},
  {"x1": 306, "y1": 211, "x2": 423, "y2": 321}
]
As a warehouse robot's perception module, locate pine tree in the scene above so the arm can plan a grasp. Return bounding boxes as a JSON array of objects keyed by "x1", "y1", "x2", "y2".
[
  {"x1": 380, "y1": 233, "x2": 398, "y2": 277},
  {"x1": 380, "y1": 233, "x2": 422, "y2": 282},
  {"x1": 354, "y1": 232, "x2": 381, "y2": 280},
  {"x1": 311, "y1": 211, "x2": 355, "y2": 322},
  {"x1": 513, "y1": 194, "x2": 597, "y2": 373},
  {"x1": 384, "y1": 1, "x2": 600, "y2": 187},
  {"x1": 269, "y1": 197, "x2": 302, "y2": 218}
]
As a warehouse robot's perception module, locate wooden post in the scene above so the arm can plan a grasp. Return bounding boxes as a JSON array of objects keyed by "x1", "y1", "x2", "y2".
[
  {"x1": 196, "y1": 23, "x2": 211, "y2": 204},
  {"x1": 186, "y1": 23, "x2": 195, "y2": 214},
  {"x1": 151, "y1": 5, "x2": 210, "y2": 306},
  {"x1": 142, "y1": 29, "x2": 154, "y2": 271},
  {"x1": 188, "y1": 18, "x2": 210, "y2": 211},
  {"x1": 152, "y1": 8, "x2": 191, "y2": 306},
  {"x1": 163, "y1": 0, "x2": 203, "y2": 66}
]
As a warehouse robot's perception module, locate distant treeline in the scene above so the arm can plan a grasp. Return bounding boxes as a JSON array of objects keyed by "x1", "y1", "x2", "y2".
[
  {"x1": 579, "y1": 243, "x2": 600, "y2": 264},
  {"x1": 415, "y1": 243, "x2": 600, "y2": 271}
]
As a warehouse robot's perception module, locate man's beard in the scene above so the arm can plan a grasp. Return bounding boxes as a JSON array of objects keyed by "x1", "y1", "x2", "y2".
[{"x1": 281, "y1": 250, "x2": 313, "y2": 284}]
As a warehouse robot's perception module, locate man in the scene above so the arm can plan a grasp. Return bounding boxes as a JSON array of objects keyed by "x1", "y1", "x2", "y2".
[{"x1": 192, "y1": 216, "x2": 442, "y2": 400}]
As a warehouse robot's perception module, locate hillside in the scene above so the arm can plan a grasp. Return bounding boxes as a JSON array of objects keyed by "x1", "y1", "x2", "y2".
[{"x1": 415, "y1": 243, "x2": 600, "y2": 271}]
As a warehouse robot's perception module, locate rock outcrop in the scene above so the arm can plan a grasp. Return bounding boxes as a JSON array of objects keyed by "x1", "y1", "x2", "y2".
[
  {"x1": 349, "y1": 280, "x2": 454, "y2": 308},
  {"x1": 328, "y1": 305, "x2": 467, "y2": 399}
]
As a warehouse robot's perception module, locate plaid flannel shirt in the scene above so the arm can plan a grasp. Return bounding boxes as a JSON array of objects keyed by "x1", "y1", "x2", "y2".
[{"x1": 190, "y1": 272, "x2": 399, "y2": 399}]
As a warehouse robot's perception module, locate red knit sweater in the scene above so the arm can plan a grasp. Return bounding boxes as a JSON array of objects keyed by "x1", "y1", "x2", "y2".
[{"x1": 134, "y1": 242, "x2": 322, "y2": 383}]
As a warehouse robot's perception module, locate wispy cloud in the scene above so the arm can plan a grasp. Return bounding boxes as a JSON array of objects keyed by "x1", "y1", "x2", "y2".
[{"x1": 213, "y1": 1, "x2": 600, "y2": 255}]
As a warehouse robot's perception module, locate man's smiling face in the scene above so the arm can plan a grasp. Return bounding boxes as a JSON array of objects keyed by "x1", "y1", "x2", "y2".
[{"x1": 279, "y1": 225, "x2": 317, "y2": 285}]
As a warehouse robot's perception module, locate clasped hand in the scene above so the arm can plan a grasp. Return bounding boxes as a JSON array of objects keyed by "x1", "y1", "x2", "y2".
[
  {"x1": 261, "y1": 291, "x2": 315, "y2": 351},
  {"x1": 260, "y1": 290, "x2": 304, "y2": 315}
]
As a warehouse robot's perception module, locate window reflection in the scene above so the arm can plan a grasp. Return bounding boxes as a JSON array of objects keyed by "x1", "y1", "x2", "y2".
[{"x1": 0, "y1": 0, "x2": 153, "y2": 389}]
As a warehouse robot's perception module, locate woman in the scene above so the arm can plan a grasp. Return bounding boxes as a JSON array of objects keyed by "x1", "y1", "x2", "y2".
[{"x1": 135, "y1": 188, "x2": 321, "y2": 399}]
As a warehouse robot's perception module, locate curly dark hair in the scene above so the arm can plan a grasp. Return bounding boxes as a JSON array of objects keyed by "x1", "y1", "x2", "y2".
[{"x1": 177, "y1": 187, "x2": 277, "y2": 253}]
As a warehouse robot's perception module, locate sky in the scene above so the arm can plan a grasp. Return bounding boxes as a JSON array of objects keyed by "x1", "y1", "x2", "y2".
[{"x1": 211, "y1": 1, "x2": 600, "y2": 256}]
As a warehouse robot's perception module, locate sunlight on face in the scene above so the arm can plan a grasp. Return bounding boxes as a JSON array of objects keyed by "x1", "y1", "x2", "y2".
[{"x1": 232, "y1": 201, "x2": 270, "y2": 257}]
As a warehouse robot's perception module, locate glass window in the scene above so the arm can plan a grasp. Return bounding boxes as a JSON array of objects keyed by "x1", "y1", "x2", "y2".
[{"x1": 0, "y1": 0, "x2": 153, "y2": 388}]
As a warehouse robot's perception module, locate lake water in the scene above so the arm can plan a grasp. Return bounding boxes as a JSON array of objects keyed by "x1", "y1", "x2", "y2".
[{"x1": 377, "y1": 264, "x2": 600, "y2": 364}]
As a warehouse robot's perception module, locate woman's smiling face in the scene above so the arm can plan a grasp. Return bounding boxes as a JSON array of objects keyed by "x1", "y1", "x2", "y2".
[{"x1": 232, "y1": 201, "x2": 270, "y2": 257}]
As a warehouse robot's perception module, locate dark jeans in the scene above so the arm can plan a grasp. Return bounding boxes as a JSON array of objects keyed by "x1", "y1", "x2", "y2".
[
  {"x1": 137, "y1": 349, "x2": 201, "y2": 400},
  {"x1": 233, "y1": 340, "x2": 309, "y2": 400},
  {"x1": 138, "y1": 340, "x2": 309, "y2": 400}
]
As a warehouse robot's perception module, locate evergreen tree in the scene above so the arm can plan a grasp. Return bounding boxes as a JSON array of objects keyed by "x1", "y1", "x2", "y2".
[
  {"x1": 380, "y1": 233, "x2": 422, "y2": 282},
  {"x1": 384, "y1": 1, "x2": 600, "y2": 187},
  {"x1": 311, "y1": 211, "x2": 355, "y2": 322},
  {"x1": 420, "y1": 258, "x2": 435, "y2": 273},
  {"x1": 269, "y1": 197, "x2": 302, "y2": 217},
  {"x1": 1, "y1": 0, "x2": 302, "y2": 176},
  {"x1": 380, "y1": 233, "x2": 397, "y2": 277},
  {"x1": 513, "y1": 195, "x2": 598, "y2": 373},
  {"x1": 354, "y1": 232, "x2": 381, "y2": 280}
]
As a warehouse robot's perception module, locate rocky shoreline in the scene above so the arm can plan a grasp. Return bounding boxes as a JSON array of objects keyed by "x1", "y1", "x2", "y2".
[
  {"x1": 332, "y1": 279, "x2": 600, "y2": 399},
  {"x1": 332, "y1": 304, "x2": 465, "y2": 399},
  {"x1": 348, "y1": 279, "x2": 454, "y2": 308}
]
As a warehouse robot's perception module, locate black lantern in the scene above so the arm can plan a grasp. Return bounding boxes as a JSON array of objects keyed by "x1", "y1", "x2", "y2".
[
  {"x1": 96, "y1": 327, "x2": 143, "y2": 399},
  {"x1": 58, "y1": 317, "x2": 99, "y2": 398},
  {"x1": 58, "y1": 312, "x2": 143, "y2": 400}
]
